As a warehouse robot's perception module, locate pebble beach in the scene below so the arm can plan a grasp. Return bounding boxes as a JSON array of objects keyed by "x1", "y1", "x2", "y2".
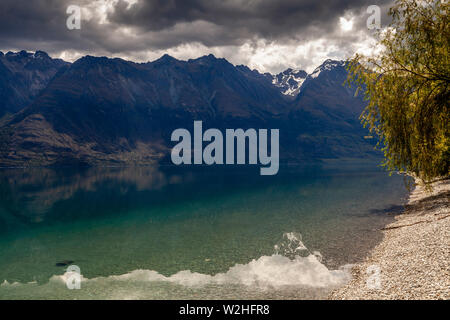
[{"x1": 330, "y1": 178, "x2": 450, "y2": 300}]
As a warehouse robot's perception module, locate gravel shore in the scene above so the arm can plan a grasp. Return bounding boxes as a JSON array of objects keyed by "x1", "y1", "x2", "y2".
[{"x1": 330, "y1": 178, "x2": 450, "y2": 300}]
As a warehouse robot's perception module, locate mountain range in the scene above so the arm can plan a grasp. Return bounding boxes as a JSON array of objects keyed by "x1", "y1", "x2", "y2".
[{"x1": 0, "y1": 50, "x2": 376, "y2": 166}]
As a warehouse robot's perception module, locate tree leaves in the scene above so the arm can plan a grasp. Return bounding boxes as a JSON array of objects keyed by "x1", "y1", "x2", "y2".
[{"x1": 347, "y1": 0, "x2": 449, "y2": 185}]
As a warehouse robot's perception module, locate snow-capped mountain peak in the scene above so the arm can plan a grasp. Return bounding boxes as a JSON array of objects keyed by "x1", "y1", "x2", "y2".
[
  {"x1": 309, "y1": 59, "x2": 345, "y2": 79},
  {"x1": 271, "y1": 68, "x2": 308, "y2": 96}
]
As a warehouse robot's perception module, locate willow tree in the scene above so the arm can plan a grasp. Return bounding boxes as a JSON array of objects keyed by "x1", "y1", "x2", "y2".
[{"x1": 348, "y1": 0, "x2": 449, "y2": 185}]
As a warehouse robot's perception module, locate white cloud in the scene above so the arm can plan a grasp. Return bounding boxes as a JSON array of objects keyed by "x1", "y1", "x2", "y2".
[
  {"x1": 55, "y1": 28, "x2": 380, "y2": 75},
  {"x1": 339, "y1": 17, "x2": 354, "y2": 32}
]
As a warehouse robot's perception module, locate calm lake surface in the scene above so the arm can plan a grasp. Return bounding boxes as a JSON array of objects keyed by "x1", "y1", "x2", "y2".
[{"x1": 0, "y1": 161, "x2": 409, "y2": 299}]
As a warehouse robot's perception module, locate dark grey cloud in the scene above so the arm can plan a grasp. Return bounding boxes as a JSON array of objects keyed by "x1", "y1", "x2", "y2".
[
  {"x1": 110, "y1": 0, "x2": 391, "y2": 42},
  {"x1": 0, "y1": 0, "x2": 394, "y2": 72}
]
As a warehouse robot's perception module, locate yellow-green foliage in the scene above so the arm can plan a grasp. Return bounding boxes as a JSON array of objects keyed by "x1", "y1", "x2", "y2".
[{"x1": 348, "y1": 0, "x2": 449, "y2": 184}]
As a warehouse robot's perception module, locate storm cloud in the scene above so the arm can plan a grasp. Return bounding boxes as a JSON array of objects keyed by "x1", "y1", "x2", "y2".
[{"x1": 0, "y1": 0, "x2": 394, "y2": 73}]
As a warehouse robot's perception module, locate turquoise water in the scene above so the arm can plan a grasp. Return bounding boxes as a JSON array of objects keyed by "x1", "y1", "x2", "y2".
[{"x1": 0, "y1": 161, "x2": 409, "y2": 299}]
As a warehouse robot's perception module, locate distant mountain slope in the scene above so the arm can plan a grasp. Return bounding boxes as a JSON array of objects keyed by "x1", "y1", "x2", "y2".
[
  {"x1": 0, "y1": 52, "x2": 376, "y2": 166},
  {"x1": 283, "y1": 60, "x2": 374, "y2": 158},
  {"x1": 0, "y1": 50, "x2": 69, "y2": 118},
  {"x1": 297, "y1": 60, "x2": 364, "y2": 117}
]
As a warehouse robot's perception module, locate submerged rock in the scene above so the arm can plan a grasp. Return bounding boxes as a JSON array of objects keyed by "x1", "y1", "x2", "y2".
[{"x1": 55, "y1": 260, "x2": 74, "y2": 267}]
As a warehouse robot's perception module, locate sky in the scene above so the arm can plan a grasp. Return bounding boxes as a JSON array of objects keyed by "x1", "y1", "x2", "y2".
[{"x1": 0, "y1": 0, "x2": 394, "y2": 74}]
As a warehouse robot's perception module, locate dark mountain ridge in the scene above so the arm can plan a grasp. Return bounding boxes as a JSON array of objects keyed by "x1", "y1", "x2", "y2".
[
  {"x1": 0, "y1": 50, "x2": 69, "y2": 119},
  {"x1": 0, "y1": 51, "x2": 376, "y2": 166}
]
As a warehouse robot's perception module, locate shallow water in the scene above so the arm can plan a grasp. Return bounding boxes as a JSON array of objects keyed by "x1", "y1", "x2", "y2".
[{"x1": 0, "y1": 161, "x2": 409, "y2": 299}]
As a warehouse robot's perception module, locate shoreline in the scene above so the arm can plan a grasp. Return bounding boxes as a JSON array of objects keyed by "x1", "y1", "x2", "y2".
[{"x1": 330, "y1": 178, "x2": 450, "y2": 300}]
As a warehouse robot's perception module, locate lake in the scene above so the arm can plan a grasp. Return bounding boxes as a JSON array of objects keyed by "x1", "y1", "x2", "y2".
[{"x1": 0, "y1": 161, "x2": 409, "y2": 299}]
